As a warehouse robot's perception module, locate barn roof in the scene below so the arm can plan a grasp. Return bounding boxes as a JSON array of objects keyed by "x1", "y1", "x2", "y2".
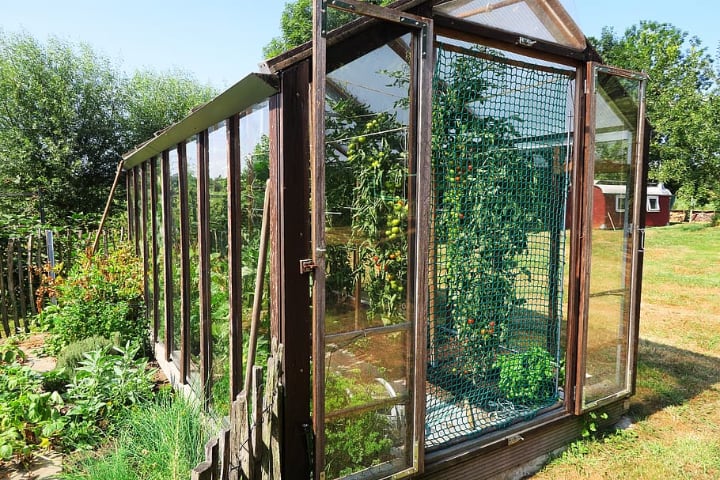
[{"x1": 595, "y1": 181, "x2": 673, "y2": 196}]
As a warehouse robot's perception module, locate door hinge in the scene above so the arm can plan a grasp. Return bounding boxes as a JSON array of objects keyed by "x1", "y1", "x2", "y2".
[{"x1": 300, "y1": 259, "x2": 317, "y2": 274}]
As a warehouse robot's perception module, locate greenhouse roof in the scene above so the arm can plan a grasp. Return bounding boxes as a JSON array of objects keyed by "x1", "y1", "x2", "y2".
[
  {"x1": 122, "y1": 73, "x2": 278, "y2": 169},
  {"x1": 433, "y1": 0, "x2": 586, "y2": 51}
]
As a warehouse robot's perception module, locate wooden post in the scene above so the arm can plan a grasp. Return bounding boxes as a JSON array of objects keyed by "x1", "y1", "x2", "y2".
[
  {"x1": 17, "y1": 244, "x2": 27, "y2": 328},
  {"x1": 251, "y1": 365, "x2": 264, "y2": 479},
  {"x1": 6, "y1": 239, "x2": 19, "y2": 333},
  {"x1": 229, "y1": 392, "x2": 250, "y2": 480},
  {"x1": 27, "y1": 235, "x2": 37, "y2": 316},
  {"x1": 0, "y1": 244, "x2": 9, "y2": 337},
  {"x1": 244, "y1": 180, "x2": 271, "y2": 397}
]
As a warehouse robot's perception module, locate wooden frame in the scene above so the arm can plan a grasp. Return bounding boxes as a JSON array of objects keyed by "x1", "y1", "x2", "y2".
[
  {"x1": 227, "y1": 114, "x2": 244, "y2": 403},
  {"x1": 197, "y1": 130, "x2": 213, "y2": 399},
  {"x1": 574, "y1": 63, "x2": 648, "y2": 414},
  {"x1": 311, "y1": 1, "x2": 434, "y2": 477},
  {"x1": 140, "y1": 162, "x2": 150, "y2": 329}
]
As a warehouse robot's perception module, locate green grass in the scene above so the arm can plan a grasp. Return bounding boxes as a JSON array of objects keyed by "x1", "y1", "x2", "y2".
[
  {"x1": 60, "y1": 391, "x2": 212, "y2": 480},
  {"x1": 535, "y1": 223, "x2": 720, "y2": 479}
]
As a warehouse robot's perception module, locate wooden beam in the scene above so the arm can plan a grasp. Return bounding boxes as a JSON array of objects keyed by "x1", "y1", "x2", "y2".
[
  {"x1": 177, "y1": 142, "x2": 192, "y2": 382},
  {"x1": 277, "y1": 60, "x2": 312, "y2": 480},
  {"x1": 227, "y1": 114, "x2": 244, "y2": 404},
  {"x1": 150, "y1": 157, "x2": 160, "y2": 344},
  {"x1": 161, "y1": 150, "x2": 175, "y2": 362},
  {"x1": 197, "y1": 131, "x2": 213, "y2": 402}
]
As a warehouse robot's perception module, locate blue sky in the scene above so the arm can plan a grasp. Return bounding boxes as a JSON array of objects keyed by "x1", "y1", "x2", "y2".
[{"x1": 1, "y1": 1, "x2": 719, "y2": 90}]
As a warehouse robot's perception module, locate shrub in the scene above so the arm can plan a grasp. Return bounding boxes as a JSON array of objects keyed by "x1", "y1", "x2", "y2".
[
  {"x1": 62, "y1": 343, "x2": 155, "y2": 450},
  {"x1": 56, "y1": 336, "x2": 115, "y2": 372},
  {"x1": 38, "y1": 243, "x2": 147, "y2": 355}
]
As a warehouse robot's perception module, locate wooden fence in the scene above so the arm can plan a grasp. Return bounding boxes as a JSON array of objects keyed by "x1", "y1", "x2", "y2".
[
  {"x1": 0, "y1": 228, "x2": 125, "y2": 338},
  {"x1": 192, "y1": 340, "x2": 284, "y2": 480}
]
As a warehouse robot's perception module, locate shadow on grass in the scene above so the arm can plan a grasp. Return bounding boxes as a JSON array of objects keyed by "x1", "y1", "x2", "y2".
[{"x1": 630, "y1": 338, "x2": 720, "y2": 420}]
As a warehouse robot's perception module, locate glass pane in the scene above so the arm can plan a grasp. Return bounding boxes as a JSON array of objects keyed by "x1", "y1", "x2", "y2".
[
  {"x1": 322, "y1": 33, "x2": 415, "y2": 479},
  {"x1": 583, "y1": 69, "x2": 641, "y2": 408},
  {"x1": 239, "y1": 101, "x2": 271, "y2": 381},
  {"x1": 169, "y1": 148, "x2": 182, "y2": 361},
  {"x1": 434, "y1": 0, "x2": 585, "y2": 50},
  {"x1": 186, "y1": 138, "x2": 200, "y2": 381},
  {"x1": 144, "y1": 164, "x2": 154, "y2": 332},
  {"x1": 155, "y1": 156, "x2": 166, "y2": 344},
  {"x1": 208, "y1": 122, "x2": 230, "y2": 415}
]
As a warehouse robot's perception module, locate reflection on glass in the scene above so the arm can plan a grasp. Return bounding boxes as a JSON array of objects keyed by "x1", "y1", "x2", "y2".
[
  {"x1": 583, "y1": 70, "x2": 641, "y2": 407},
  {"x1": 322, "y1": 34, "x2": 414, "y2": 479},
  {"x1": 155, "y1": 156, "x2": 166, "y2": 343},
  {"x1": 169, "y1": 148, "x2": 182, "y2": 361},
  {"x1": 208, "y1": 122, "x2": 230, "y2": 415}
]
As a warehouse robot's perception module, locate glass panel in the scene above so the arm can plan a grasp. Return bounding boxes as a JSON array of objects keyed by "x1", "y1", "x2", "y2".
[
  {"x1": 426, "y1": 41, "x2": 572, "y2": 447},
  {"x1": 582, "y1": 68, "x2": 642, "y2": 408},
  {"x1": 434, "y1": 0, "x2": 586, "y2": 50},
  {"x1": 322, "y1": 33, "x2": 415, "y2": 479},
  {"x1": 208, "y1": 122, "x2": 230, "y2": 415},
  {"x1": 169, "y1": 148, "x2": 182, "y2": 361},
  {"x1": 144, "y1": 164, "x2": 154, "y2": 332},
  {"x1": 186, "y1": 137, "x2": 200, "y2": 381},
  {"x1": 239, "y1": 101, "x2": 271, "y2": 379},
  {"x1": 155, "y1": 156, "x2": 166, "y2": 344}
]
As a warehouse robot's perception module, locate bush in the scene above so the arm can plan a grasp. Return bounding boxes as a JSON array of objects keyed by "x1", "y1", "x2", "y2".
[
  {"x1": 38, "y1": 244, "x2": 147, "y2": 355},
  {"x1": 56, "y1": 336, "x2": 115, "y2": 372}
]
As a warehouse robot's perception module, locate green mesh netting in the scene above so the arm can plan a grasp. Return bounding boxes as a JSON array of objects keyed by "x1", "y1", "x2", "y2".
[{"x1": 426, "y1": 43, "x2": 572, "y2": 447}]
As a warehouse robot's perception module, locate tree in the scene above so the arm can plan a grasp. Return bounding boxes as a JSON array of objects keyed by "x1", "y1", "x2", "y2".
[
  {"x1": 263, "y1": 0, "x2": 393, "y2": 58},
  {"x1": 591, "y1": 22, "x2": 720, "y2": 208},
  {"x1": 0, "y1": 32, "x2": 216, "y2": 228}
]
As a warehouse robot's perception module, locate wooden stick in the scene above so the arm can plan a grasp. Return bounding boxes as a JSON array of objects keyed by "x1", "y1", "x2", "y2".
[
  {"x1": 244, "y1": 180, "x2": 271, "y2": 396},
  {"x1": 92, "y1": 161, "x2": 124, "y2": 256}
]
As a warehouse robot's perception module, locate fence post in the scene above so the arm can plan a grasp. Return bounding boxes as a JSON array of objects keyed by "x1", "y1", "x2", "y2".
[
  {"x1": 0, "y1": 244, "x2": 9, "y2": 337},
  {"x1": 27, "y1": 235, "x2": 37, "y2": 316},
  {"x1": 16, "y1": 243, "x2": 27, "y2": 328},
  {"x1": 6, "y1": 239, "x2": 19, "y2": 333}
]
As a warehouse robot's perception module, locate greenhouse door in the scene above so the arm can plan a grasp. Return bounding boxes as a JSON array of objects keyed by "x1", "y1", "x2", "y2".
[
  {"x1": 309, "y1": 2, "x2": 433, "y2": 479},
  {"x1": 576, "y1": 64, "x2": 647, "y2": 412}
]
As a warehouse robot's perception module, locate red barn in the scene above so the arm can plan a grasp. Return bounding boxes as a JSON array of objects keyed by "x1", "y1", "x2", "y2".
[{"x1": 593, "y1": 181, "x2": 673, "y2": 229}]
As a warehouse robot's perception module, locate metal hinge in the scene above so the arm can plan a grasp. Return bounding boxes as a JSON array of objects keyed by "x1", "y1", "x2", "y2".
[
  {"x1": 300, "y1": 259, "x2": 317, "y2": 274},
  {"x1": 517, "y1": 36, "x2": 536, "y2": 47}
]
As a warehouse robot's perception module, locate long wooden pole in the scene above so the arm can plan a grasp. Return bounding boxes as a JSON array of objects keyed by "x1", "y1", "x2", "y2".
[
  {"x1": 92, "y1": 161, "x2": 124, "y2": 256},
  {"x1": 244, "y1": 180, "x2": 271, "y2": 397}
]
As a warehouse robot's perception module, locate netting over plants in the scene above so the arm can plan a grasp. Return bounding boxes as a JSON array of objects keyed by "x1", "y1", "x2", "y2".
[{"x1": 426, "y1": 43, "x2": 573, "y2": 447}]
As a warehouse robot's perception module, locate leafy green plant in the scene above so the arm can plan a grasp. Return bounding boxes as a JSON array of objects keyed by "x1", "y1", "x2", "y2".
[
  {"x1": 62, "y1": 343, "x2": 155, "y2": 450},
  {"x1": 56, "y1": 335, "x2": 115, "y2": 371},
  {"x1": 0, "y1": 361, "x2": 66, "y2": 462},
  {"x1": 0, "y1": 337, "x2": 27, "y2": 364},
  {"x1": 38, "y1": 243, "x2": 147, "y2": 355},
  {"x1": 324, "y1": 373, "x2": 394, "y2": 479},
  {"x1": 494, "y1": 346, "x2": 557, "y2": 405},
  {"x1": 581, "y1": 410, "x2": 610, "y2": 439}
]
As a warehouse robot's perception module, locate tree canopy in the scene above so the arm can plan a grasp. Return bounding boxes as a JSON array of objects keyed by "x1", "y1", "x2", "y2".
[
  {"x1": 591, "y1": 22, "x2": 720, "y2": 209},
  {"x1": 263, "y1": 0, "x2": 393, "y2": 58},
  {"x1": 0, "y1": 31, "x2": 215, "y2": 229}
]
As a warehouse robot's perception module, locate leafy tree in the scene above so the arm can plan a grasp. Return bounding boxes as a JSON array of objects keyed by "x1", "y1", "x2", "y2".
[
  {"x1": 0, "y1": 32, "x2": 216, "y2": 228},
  {"x1": 591, "y1": 22, "x2": 720, "y2": 208},
  {"x1": 263, "y1": 0, "x2": 393, "y2": 58}
]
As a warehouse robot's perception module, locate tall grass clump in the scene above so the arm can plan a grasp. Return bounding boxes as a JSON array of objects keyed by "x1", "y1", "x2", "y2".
[{"x1": 61, "y1": 392, "x2": 211, "y2": 480}]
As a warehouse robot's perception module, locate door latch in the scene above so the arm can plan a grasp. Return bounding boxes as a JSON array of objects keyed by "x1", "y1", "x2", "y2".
[{"x1": 300, "y1": 259, "x2": 317, "y2": 274}]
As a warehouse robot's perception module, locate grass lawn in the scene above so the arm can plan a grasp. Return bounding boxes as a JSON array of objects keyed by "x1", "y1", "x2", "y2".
[{"x1": 534, "y1": 223, "x2": 720, "y2": 479}]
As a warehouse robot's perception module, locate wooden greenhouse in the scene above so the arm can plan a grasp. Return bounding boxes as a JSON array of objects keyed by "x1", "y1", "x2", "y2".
[{"x1": 121, "y1": 1, "x2": 650, "y2": 478}]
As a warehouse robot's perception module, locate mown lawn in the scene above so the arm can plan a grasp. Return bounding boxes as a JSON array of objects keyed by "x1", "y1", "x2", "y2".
[{"x1": 534, "y1": 223, "x2": 720, "y2": 479}]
